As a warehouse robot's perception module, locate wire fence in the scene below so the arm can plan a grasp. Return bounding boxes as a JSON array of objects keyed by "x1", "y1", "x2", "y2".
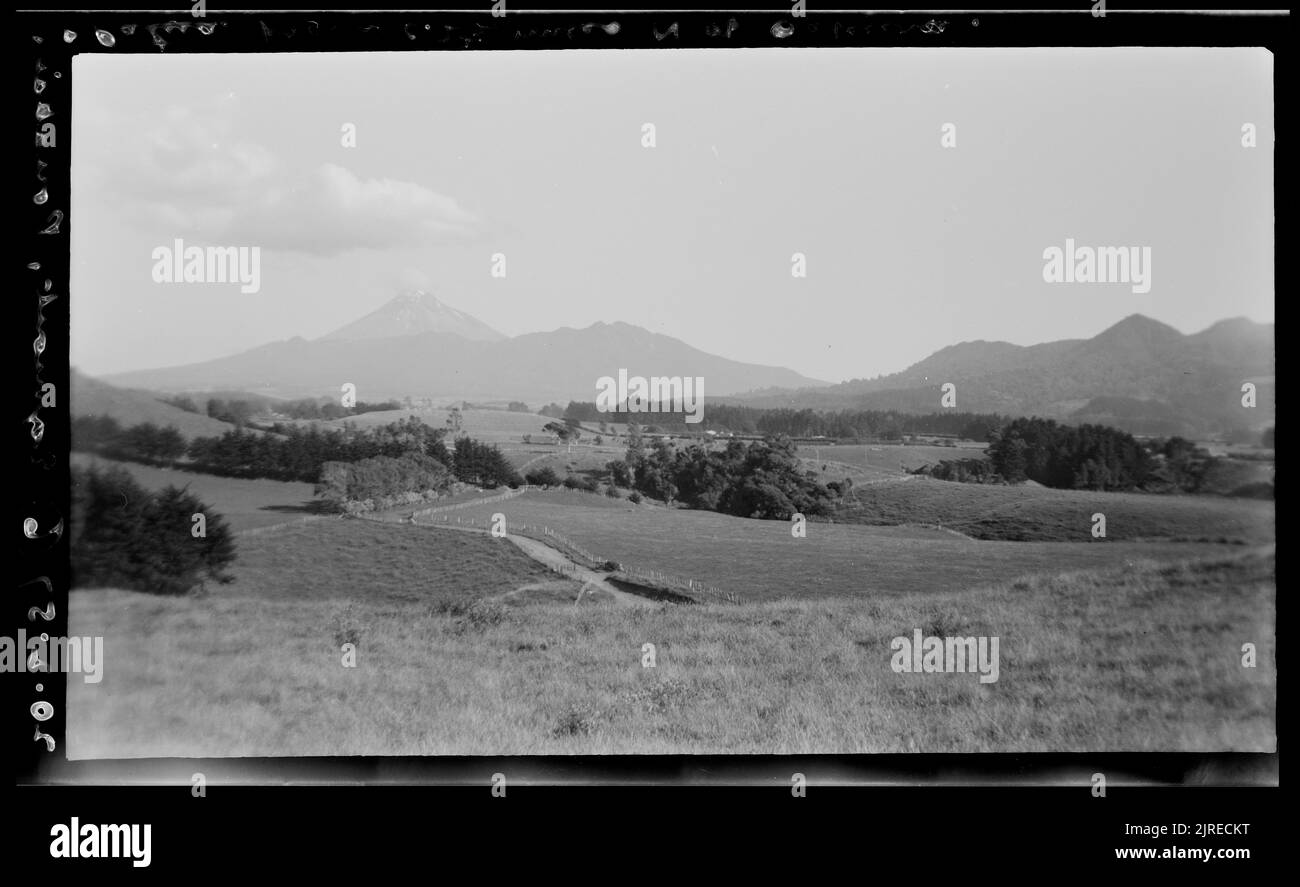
[{"x1": 409, "y1": 485, "x2": 529, "y2": 519}]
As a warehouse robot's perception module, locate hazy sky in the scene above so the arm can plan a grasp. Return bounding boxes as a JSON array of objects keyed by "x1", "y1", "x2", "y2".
[{"x1": 71, "y1": 47, "x2": 1273, "y2": 382}]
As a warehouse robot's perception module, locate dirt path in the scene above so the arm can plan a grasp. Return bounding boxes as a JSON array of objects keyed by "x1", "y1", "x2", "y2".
[
  {"x1": 417, "y1": 520, "x2": 646, "y2": 607},
  {"x1": 506, "y1": 534, "x2": 647, "y2": 607}
]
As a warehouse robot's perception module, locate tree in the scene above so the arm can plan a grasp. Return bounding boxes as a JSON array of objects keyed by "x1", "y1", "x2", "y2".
[
  {"x1": 988, "y1": 433, "x2": 1028, "y2": 483},
  {"x1": 453, "y1": 437, "x2": 522, "y2": 488},
  {"x1": 163, "y1": 395, "x2": 200, "y2": 414},
  {"x1": 606, "y1": 459, "x2": 633, "y2": 488},
  {"x1": 543, "y1": 421, "x2": 575, "y2": 442},
  {"x1": 155, "y1": 427, "x2": 187, "y2": 465},
  {"x1": 71, "y1": 465, "x2": 236, "y2": 595},
  {"x1": 525, "y1": 466, "x2": 561, "y2": 487}
]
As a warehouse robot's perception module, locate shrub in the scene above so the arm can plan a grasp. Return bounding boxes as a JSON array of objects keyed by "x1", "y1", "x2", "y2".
[
  {"x1": 316, "y1": 452, "x2": 451, "y2": 511},
  {"x1": 525, "y1": 466, "x2": 561, "y2": 487},
  {"x1": 70, "y1": 465, "x2": 236, "y2": 595},
  {"x1": 551, "y1": 705, "x2": 601, "y2": 738}
]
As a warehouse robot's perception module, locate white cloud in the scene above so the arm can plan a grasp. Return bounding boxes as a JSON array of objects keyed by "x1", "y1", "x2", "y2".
[
  {"x1": 79, "y1": 94, "x2": 481, "y2": 255},
  {"x1": 229, "y1": 163, "x2": 482, "y2": 255}
]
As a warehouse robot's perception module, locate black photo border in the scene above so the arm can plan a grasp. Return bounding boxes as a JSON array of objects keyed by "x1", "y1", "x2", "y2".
[{"x1": 10, "y1": 3, "x2": 1284, "y2": 862}]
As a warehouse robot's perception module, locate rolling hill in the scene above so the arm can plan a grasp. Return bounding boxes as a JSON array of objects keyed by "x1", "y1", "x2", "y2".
[
  {"x1": 71, "y1": 369, "x2": 239, "y2": 439},
  {"x1": 724, "y1": 314, "x2": 1274, "y2": 437}
]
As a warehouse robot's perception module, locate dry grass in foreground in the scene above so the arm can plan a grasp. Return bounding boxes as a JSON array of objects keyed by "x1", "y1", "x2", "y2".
[{"x1": 67, "y1": 545, "x2": 1274, "y2": 757}]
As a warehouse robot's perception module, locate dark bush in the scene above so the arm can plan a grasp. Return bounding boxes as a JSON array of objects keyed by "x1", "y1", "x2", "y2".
[
  {"x1": 525, "y1": 466, "x2": 561, "y2": 487},
  {"x1": 70, "y1": 465, "x2": 236, "y2": 595}
]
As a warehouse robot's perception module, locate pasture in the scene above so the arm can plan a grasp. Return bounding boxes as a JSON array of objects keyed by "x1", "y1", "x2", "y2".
[
  {"x1": 839, "y1": 476, "x2": 1274, "y2": 542},
  {"x1": 506, "y1": 443, "x2": 629, "y2": 475},
  {"x1": 70, "y1": 453, "x2": 320, "y2": 533},
  {"x1": 796, "y1": 443, "x2": 985, "y2": 478},
  {"x1": 68, "y1": 545, "x2": 1275, "y2": 756},
  {"x1": 419, "y1": 489, "x2": 1259, "y2": 603},
  {"x1": 71, "y1": 370, "x2": 239, "y2": 439}
]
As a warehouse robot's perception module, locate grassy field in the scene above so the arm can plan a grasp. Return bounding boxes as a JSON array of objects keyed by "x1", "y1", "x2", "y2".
[
  {"x1": 224, "y1": 519, "x2": 573, "y2": 603},
  {"x1": 71, "y1": 370, "x2": 238, "y2": 439},
  {"x1": 421, "y1": 490, "x2": 1258, "y2": 603},
  {"x1": 67, "y1": 517, "x2": 599, "y2": 758},
  {"x1": 795, "y1": 442, "x2": 985, "y2": 477},
  {"x1": 839, "y1": 476, "x2": 1274, "y2": 542},
  {"x1": 507, "y1": 443, "x2": 629, "y2": 475},
  {"x1": 1195, "y1": 456, "x2": 1275, "y2": 496},
  {"x1": 71, "y1": 453, "x2": 321, "y2": 533},
  {"x1": 68, "y1": 545, "x2": 1275, "y2": 756}
]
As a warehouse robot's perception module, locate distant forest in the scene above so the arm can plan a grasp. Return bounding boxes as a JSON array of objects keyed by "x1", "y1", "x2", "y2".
[
  {"x1": 919, "y1": 418, "x2": 1272, "y2": 496},
  {"x1": 162, "y1": 394, "x2": 404, "y2": 426},
  {"x1": 559, "y1": 401, "x2": 1004, "y2": 441}
]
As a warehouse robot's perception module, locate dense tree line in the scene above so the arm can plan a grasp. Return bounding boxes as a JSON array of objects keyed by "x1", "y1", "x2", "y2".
[
  {"x1": 611, "y1": 435, "x2": 840, "y2": 519},
  {"x1": 162, "y1": 393, "x2": 403, "y2": 423},
  {"x1": 188, "y1": 416, "x2": 447, "y2": 482},
  {"x1": 74, "y1": 414, "x2": 449, "y2": 483},
  {"x1": 70, "y1": 464, "x2": 237, "y2": 595},
  {"x1": 316, "y1": 452, "x2": 452, "y2": 511},
  {"x1": 275, "y1": 398, "x2": 404, "y2": 420},
  {"x1": 72, "y1": 417, "x2": 187, "y2": 466},
  {"x1": 77, "y1": 413, "x2": 523, "y2": 490},
  {"x1": 76, "y1": 412, "x2": 527, "y2": 510},
  {"x1": 559, "y1": 401, "x2": 1005, "y2": 442},
  {"x1": 987, "y1": 418, "x2": 1154, "y2": 491},
  {"x1": 911, "y1": 430, "x2": 1266, "y2": 496},
  {"x1": 911, "y1": 458, "x2": 1001, "y2": 484}
]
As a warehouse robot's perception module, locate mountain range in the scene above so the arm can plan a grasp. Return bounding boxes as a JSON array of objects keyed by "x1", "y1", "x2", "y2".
[
  {"x1": 98, "y1": 291, "x2": 1273, "y2": 437},
  {"x1": 724, "y1": 314, "x2": 1274, "y2": 437},
  {"x1": 102, "y1": 290, "x2": 829, "y2": 405}
]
